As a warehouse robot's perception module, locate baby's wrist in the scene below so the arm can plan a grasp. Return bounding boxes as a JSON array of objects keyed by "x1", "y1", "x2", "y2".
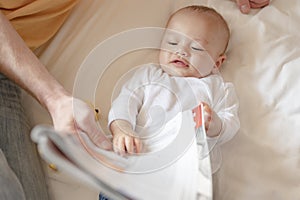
[{"x1": 110, "y1": 120, "x2": 133, "y2": 136}]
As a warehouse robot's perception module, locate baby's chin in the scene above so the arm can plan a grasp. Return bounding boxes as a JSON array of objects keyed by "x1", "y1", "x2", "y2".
[
  {"x1": 161, "y1": 65, "x2": 204, "y2": 78},
  {"x1": 160, "y1": 65, "x2": 184, "y2": 77}
]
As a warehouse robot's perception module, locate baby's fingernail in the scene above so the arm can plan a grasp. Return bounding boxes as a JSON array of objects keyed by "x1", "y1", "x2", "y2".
[
  {"x1": 100, "y1": 140, "x2": 112, "y2": 150},
  {"x1": 241, "y1": 4, "x2": 250, "y2": 13}
]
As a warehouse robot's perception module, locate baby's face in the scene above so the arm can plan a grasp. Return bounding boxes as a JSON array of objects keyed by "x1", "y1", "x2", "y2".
[{"x1": 159, "y1": 11, "x2": 226, "y2": 78}]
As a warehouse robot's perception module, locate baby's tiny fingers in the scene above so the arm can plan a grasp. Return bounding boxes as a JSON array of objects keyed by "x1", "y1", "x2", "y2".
[
  {"x1": 113, "y1": 136, "x2": 125, "y2": 156},
  {"x1": 125, "y1": 137, "x2": 134, "y2": 154},
  {"x1": 134, "y1": 138, "x2": 143, "y2": 154}
]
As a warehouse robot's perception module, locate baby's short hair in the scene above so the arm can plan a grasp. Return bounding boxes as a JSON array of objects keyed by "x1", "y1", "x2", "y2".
[{"x1": 167, "y1": 5, "x2": 230, "y2": 54}]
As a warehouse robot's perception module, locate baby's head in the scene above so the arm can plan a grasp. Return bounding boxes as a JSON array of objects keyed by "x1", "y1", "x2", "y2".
[{"x1": 159, "y1": 5, "x2": 230, "y2": 78}]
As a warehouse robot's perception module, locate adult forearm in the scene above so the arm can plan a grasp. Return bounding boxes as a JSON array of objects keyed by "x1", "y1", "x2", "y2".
[
  {"x1": 0, "y1": 12, "x2": 112, "y2": 149},
  {"x1": 0, "y1": 12, "x2": 69, "y2": 111}
]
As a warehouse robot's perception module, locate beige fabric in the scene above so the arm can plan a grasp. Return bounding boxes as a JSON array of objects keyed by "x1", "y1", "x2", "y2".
[{"x1": 0, "y1": 0, "x2": 78, "y2": 49}]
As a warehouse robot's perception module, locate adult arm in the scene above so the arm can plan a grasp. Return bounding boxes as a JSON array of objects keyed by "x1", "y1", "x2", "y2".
[{"x1": 0, "y1": 12, "x2": 111, "y2": 149}]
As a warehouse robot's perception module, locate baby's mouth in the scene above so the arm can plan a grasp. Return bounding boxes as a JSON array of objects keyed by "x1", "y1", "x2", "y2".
[{"x1": 170, "y1": 59, "x2": 189, "y2": 68}]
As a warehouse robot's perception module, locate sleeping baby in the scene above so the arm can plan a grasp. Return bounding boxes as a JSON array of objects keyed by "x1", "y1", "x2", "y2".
[{"x1": 108, "y1": 5, "x2": 240, "y2": 172}]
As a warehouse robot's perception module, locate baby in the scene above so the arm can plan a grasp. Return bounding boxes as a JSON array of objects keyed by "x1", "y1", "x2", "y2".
[{"x1": 108, "y1": 5, "x2": 240, "y2": 161}]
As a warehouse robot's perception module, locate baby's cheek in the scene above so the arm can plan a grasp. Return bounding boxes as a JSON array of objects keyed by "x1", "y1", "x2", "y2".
[
  {"x1": 158, "y1": 51, "x2": 169, "y2": 65},
  {"x1": 190, "y1": 56, "x2": 215, "y2": 76}
]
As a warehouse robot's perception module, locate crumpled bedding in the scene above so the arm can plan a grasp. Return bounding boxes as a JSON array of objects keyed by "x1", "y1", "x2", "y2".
[{"x1": 23, "y1": 0, "x2": 300, "y2": 199}]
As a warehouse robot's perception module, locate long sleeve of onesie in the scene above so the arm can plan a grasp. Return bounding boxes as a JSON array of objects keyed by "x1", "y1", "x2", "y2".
[
  {"x1": 205, "y1": 77, "x2": 240, "y2": 148},
  {"x1": 108, "y1": 64, "x2": 240, "y2": 156}
]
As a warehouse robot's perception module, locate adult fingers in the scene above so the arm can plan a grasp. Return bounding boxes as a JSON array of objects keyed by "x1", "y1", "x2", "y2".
[
  {"x1": 249, "y1": 0, "x2": 270, "y2": 8},
  {"x1": 86, "y1": 120, "x2": 112, "y2": 150},
  {"x1": 73, "y1": 98, "x2": 112, "y2": 150},
  {"x1": 236, "y1": 0, "x2": 251, "y2": 14}
]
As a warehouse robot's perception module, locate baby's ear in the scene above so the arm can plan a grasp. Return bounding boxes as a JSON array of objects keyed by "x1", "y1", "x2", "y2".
[{"x1": 214, "y1": 54, "x2": 226, "y2": 71}]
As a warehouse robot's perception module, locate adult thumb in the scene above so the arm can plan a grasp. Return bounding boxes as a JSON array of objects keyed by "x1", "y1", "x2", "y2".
[
  {"x1": 236, "y1": 0, "x2": 251, "y2": 14},
  {"x1": 86, "y1": 121, "x2": 113, "y2": 150}
]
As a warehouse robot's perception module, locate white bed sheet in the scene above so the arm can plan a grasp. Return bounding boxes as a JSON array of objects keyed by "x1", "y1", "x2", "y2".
[{"x1": 23, "y1": 0, "x2": 300, "y2": 199}]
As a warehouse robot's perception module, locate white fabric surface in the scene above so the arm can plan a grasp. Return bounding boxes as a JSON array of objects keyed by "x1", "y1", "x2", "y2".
[{"x1": 23, "y1": 0, "x2": 300, "y2": 199}]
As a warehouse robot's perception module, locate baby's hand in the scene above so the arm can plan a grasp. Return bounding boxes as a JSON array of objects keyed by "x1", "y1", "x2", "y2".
[
  {"x1": 110, "y1": 120, "x2": 142, "y2": 155},
  {"x1": 113, "y1": 131, "x2": 142, "y2": 155},
  {"x1": 201, "y1": 102, "x2": 212, "y2": 131},
  {"x1": 201, "y1": 102, "x2": 222, "y2": 138}
]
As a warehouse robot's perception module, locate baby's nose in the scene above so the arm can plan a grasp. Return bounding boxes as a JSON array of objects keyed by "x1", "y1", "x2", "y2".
[{"x1": 175, "y1": 48, "x2": 188, "y2": 57}]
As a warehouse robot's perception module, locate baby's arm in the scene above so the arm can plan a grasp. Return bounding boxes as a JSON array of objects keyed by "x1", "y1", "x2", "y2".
[
  {"x1": 110, "y1": 119, "x2": 142, "y2": 155},
  {"x1": 201, "y1": 82, "x2": 240, "y2": 144}
]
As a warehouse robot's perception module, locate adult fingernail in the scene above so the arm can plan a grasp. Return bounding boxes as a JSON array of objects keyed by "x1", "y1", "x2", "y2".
[{"x1": 241, "y1": 4, "x2": 250, "y2": 13}]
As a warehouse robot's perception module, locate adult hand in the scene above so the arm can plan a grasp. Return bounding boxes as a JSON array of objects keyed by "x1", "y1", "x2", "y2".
[
  {"x1": 48, "y1": 96, "x2": 112, "y2": 150},
  {"x1": 1, "y1": 12, "x2": 112, "y2": 150},
  {"x1": 235, "y1": 0, "x2": 270, "y2": 14}
]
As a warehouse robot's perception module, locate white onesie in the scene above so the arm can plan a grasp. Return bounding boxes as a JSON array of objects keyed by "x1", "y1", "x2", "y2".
[{"x1": 108, "y1": 64, "x2": 240, "y2": 170}]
